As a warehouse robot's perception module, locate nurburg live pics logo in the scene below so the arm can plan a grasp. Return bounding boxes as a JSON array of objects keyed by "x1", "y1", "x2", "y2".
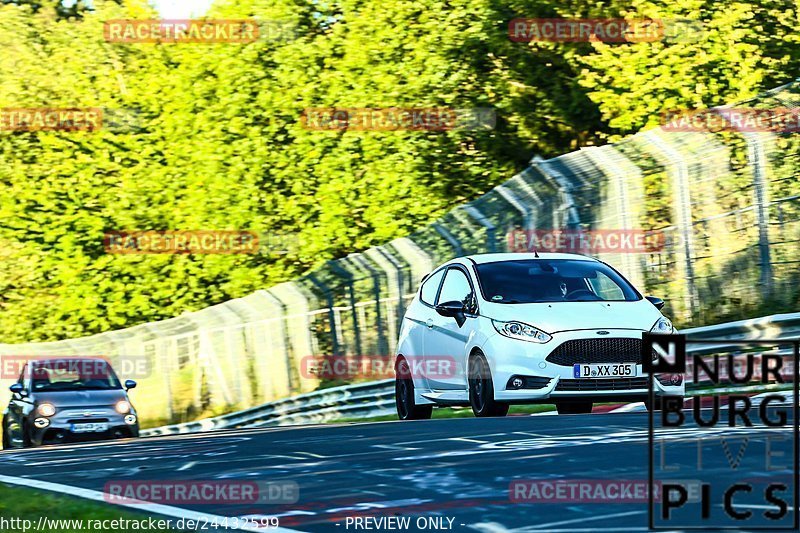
[{"x1": 643, "y1": 333, "x2": 799, "y2": 530}]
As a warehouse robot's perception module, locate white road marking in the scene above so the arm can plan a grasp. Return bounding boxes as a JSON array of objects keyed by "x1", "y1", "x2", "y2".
[
  {"x1": 23, "y1": 457, "x2": 109, "y2": 467},
  {"x1": 524, "y1": 510, "x2": 646, "y2": 529},
  {"x1": 0, "y1": 474, "x2": 303, "y2": 532},
  {"x1": 511, "y1": 529, "x2": 666, "y2": 532},
  {"x1": 609, "y1": 402, "x2": 646, "y2": 413}
]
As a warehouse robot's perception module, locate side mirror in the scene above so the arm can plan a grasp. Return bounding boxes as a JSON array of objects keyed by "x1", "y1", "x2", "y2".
[
  {"x1": 646, "y1": 296, "x2": 665, "y2": 310},
  {"x1": 9, "y1": 383, "x2": 24, "y2": 395},
  {"x1": 435, "y1": 300, "x2": 467, "y2": 327},
  {"x1": 124, "y1": 380, "x2": 137, "y2": 391}
]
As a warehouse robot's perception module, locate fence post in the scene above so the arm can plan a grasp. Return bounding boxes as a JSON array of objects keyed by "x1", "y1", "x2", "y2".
[
  {"x1": 261, "y1": 289, "x2": 297, "y2": 393},
  {"x1": 532, "y1": 157, "x2": 581, "y2": 229},
  {"x1": 641, "y1": 129, "x2": 699, "y2": 318},
  {"x1": 369, "y1": 246, "x2": 407, "y2": 344},
  {"x1": 461, "y1": 205, "x2": 497, "y2": 253},
  {"x1": 306, "y1": 274, "x2": 339, "y2": 356},
  {"x1": 328, "y1": 261, "x2": 362, "y2": 357},
  {"x1": 747, "y1": 132, "x2": 774, "y2": 295},
  {"x1": 348, "y1": 254, "x2": 389, "y2": 356},
  {"x1": 432, "y1": 222, "x2": 463, "y2": 256}
]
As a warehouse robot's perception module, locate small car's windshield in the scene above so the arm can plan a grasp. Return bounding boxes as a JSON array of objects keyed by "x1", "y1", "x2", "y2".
[
  {"x1": 29, "y1": 359, "x2": 122, "y2": 392},
  {"x1": 475, "y1": 259, "x2": 640, "y2": 304}
]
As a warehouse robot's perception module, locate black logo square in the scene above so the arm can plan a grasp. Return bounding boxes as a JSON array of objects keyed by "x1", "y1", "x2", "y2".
[{"x1": 642, "y1": 333, "x2": 686, "y2": 373}]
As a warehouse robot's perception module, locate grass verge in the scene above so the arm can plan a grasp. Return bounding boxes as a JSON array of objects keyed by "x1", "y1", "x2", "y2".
[{"x1": 0, "y1": 483, "x2": 177, "y2": 532}]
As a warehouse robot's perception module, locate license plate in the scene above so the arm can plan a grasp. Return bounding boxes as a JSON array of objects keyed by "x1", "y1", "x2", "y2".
[
  {"x1": 573, "y1": 363, "x2": 637, "y2": 379},
  {"x1": 71, "y1": 422, "x2": 108, "y2": 433}
]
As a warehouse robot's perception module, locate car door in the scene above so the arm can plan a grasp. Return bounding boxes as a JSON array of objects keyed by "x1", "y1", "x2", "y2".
[
  {"x1": 6, "y1": 365, "x2": 31, "y2": 441},
  {"x1": 427, "y1": 265, "x2": 478, "y2": 391},
  {"x1": 400, "y1": 267, "x2": 446, "y2": 390}
]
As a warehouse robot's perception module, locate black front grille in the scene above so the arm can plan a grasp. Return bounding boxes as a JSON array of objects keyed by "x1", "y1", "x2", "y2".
[
  {"x1": 546, "y1": 338, "x2": 648, "y2": 365},
  {"x1": 556, "y1": 377, "x2": 648, "y2": 392},
  {"x1": 66, "y1": 418, "x2": 109, "y2": 424}
]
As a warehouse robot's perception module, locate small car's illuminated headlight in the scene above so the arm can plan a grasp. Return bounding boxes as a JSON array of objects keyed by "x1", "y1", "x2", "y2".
[
  {"x1": 34, "y1": 417, "x2": 50, "y2": 428},
  {"x1": 124, "y1": 414, "x2": 137, "y2": 425},
  {"x1": 37, "y1": 403, "x2": 56, "y2": 417},
  {"x1": 115, "y1": 401, "x2": 131, "y2": 414},
  {"x1": 492, "y1": 320, "x2": 552, "y2": 343},
  {"x1": 650, "y1": 316, "x2": 674, "y2": 334}
]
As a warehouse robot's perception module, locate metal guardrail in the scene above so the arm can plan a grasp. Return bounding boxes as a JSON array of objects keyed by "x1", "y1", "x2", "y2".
[
  {"x1": 682, "y1": 312, "x2": 800, "y2": 342},
  {"x1": 142, "y1": 312, "x2": 800, "y2": 437},
  {"x1": 142, "y1": 379, "x2": 394, "y2": 437}
]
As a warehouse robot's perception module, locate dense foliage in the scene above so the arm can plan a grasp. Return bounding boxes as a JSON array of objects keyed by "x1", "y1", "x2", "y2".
[{"x1": 1, "y1": 0, "x2": 798, "y2": 342}]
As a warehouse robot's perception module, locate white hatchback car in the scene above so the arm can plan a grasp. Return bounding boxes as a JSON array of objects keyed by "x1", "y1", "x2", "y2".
[{"x1": 394, "y1": 252, "x2": 684, "y2": 419}]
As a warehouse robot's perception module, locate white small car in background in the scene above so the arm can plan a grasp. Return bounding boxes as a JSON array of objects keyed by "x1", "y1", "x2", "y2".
[{"x1": 394, "y1": 252, "x2": 684, "y2": 419}]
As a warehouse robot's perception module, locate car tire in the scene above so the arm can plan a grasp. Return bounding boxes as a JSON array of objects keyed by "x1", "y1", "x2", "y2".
[
  {"x1": 1, "y1": 416, "x2": 9, "y2": 450},
  {"x1": 644, "y1": 397, "x2": 660, "y2": 411},
  {"x1": 556, "y1": 401, "x2": 593, "y2": 415},
  {"x1": 395, "y1": 358, "x2": 433, "y2": 420},
  {"x1": 645, "y1": 395, "x2": 684, "y2": 412},
  {"x1": 21, "y1": 420, "x2": 32, "y2": 448},
  {"x1": 468, "y1": 353, "x2": 509, "y2": 418},
  {"x1": 3, "y1": 416, "x2": 27, "y2": 449}
]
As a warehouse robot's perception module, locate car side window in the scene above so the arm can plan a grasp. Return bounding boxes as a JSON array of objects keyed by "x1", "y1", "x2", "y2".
[
  {"x1": 438, "y1": 268, "x2": 476, "y2": 313},
  {"x1": 420, "y1": 268, "x2": 445, "y2": 305}
]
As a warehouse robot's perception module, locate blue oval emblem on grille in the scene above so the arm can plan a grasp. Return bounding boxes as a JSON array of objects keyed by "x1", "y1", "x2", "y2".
[{"x1": 597, "y1": 330, "x2": 610, "y2": 335}]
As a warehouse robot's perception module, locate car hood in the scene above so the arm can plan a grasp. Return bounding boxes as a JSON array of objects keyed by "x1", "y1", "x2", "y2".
[
  {"x1": 481, "y1": 299, "x2": 664, "y2": 334},
  {"x1": 31, "y1": 389, "x2": 128, "y2": 408}
]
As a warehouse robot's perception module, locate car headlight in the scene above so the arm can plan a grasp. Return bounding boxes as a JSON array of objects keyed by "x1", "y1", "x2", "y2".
[
  {"x1": 492, "y1": 320, "x2": 552, "y2": 343},
  {"x1": 37, "y1": 403, "x2": 56, "y2": 417},
  {"x1": 651, "y1": 316, "x2": 674, "y2": 334},
  {"x1": 115, "y1": 400, "x2": 131, "y2": 414}
]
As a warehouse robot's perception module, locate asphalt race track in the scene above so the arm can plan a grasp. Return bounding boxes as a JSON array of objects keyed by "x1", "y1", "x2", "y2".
[{"x1": 0, "y1": 408, "x2": 796, "y2": 532}]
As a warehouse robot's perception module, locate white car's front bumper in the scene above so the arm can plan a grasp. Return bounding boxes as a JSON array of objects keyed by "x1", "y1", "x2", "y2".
[{"x1": 482, "y1": 328, "x2": 685, "y2": 402}]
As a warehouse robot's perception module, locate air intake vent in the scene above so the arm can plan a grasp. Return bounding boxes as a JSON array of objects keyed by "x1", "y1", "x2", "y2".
[
  {"x1": 546, "y1": 338, "x2": 648, "y2": 365},
  {"x1": 555, "y1": 377, "x2": 648, "y2": 392}
]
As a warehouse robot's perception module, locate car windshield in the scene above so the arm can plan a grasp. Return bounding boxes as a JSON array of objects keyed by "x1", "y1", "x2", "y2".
[
  {"x1": 29, "y1": 360, "x2": 122, "y2": 392},
  {"x1": 475, "y1": 259, "x2": 640, "y2": 304}
]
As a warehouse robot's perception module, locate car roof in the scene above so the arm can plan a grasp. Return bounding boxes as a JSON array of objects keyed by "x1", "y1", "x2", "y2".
[
  {"x1": 463, "y1": 252, "x2": 599, "y2": 264},
  {"x1": 29, "y1": 357, "x2": 109, "y2": 365}
]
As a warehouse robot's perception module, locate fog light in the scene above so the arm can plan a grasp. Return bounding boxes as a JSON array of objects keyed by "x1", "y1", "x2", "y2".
[
  {"x1": 34, "y1": 417, "x2": 50, "y2": 429},
  {"x1": 507, "y1": 376, "x2": 525, "y2": 389},
  {"x1": 656, "y1": 373, "x2": 684, "y2": 386},
  {"x1": 124, "y1": 414, "x2": 137, "y2": 425}
]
